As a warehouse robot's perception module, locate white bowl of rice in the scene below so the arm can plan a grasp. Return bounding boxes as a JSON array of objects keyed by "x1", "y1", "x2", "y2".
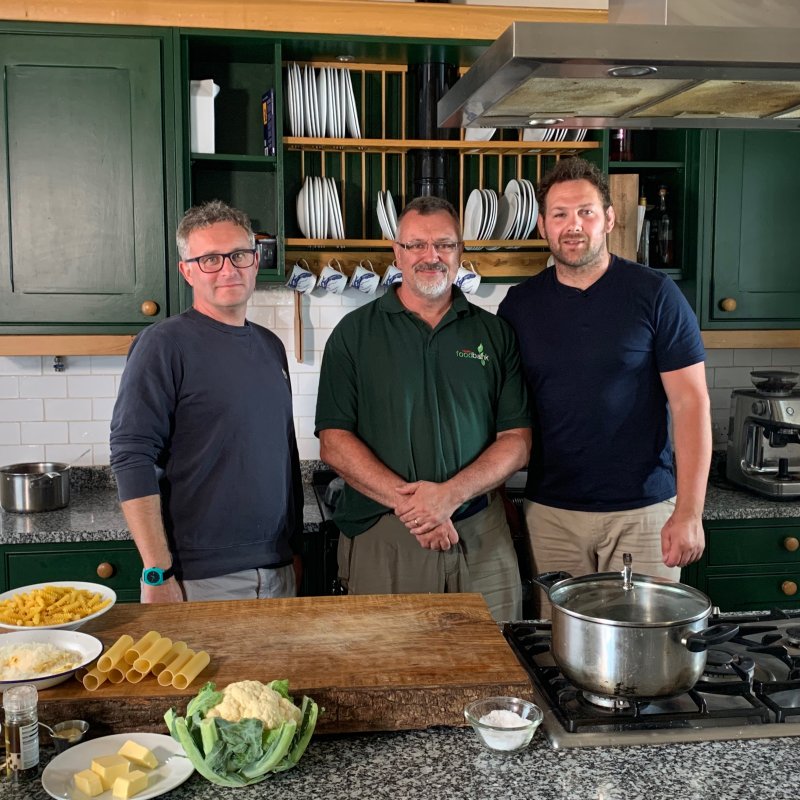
[
  {"x1": 0, "y1": 581, "x2": 116, "y2": 631},
  {"x1": 0, "y1": 629, "x2": 103, "y2": 692}
]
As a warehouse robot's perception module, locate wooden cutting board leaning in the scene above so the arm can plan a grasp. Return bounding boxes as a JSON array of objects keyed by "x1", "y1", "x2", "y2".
[{"x1": 29, "y1": 593, "x2": 532, "y2": 735}]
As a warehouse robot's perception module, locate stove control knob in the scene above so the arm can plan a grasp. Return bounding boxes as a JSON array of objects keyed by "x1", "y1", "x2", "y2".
[
  {"x1": 781, "y1": 580, "x2": 798, "y2": 596},
  {"x1": 751, "y1": 400, "x2": 768, "y2": 416},
  {"x1": 784, "y1": 537, "x2": 800, "y2": 553}
]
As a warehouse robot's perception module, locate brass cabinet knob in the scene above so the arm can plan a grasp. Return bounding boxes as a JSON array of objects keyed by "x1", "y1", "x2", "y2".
[
  {"x1": 784, "y1": 537, "x2": 800, "y2": 553},
  {"x1": 141, "y1": 300, "x2": 159, "y2": 316},
  {"x1": 781, "y1": 580, "x2": 798, "y2": 596},
  {"x1": 718, "y1": 297, "x2": 737, "y2": 312},
  {"x1": 96, "y1": 562, "x2": 115, "y2": 579}
]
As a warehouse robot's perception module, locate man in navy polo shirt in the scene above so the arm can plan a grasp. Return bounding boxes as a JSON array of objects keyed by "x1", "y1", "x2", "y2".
[{"x1": 315, "y1": 196, "x2": 531, "y2": 620}]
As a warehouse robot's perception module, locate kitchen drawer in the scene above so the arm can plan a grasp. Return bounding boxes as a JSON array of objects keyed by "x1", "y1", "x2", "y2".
[
  {"x1": 1, "y1": 541, "x2": 141, "y2": 602},
  {"x1": 706, "y1": 524, "x2": 800, "y2": 567},
  {"x1": 707, "y1": 572, "x2": 800, "y2": 611}
]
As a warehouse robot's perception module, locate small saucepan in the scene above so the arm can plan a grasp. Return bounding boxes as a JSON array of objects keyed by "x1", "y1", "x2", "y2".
[
  {"x1": 0, "y1": 462, "x2": 71, "y2": 513},
  {"x1": 534, "y1": 554, "x2": 738, "y2": 700}
]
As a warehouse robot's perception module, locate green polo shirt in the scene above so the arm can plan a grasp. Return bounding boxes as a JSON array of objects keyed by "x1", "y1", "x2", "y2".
[{"x1": 315, "y1": 286, "x2": 530, "y2": 536}]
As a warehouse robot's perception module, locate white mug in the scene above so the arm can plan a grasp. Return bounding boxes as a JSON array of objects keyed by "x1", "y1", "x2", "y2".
[
  {"x1": 285, "y1": 259, "x2": 316, "y2": 294},
  {"x1": 381, "y1": 262, "x2": 403, "y2": 287},
  {"x1": 455, "y1": 261, "x2": 481, "y2": 294},
  {"x1": 350, "y1": 260, "x2": 380, "y2": 295},
  {"x1": 319, "y1": 258, "x2": 347, "y2": 294}
]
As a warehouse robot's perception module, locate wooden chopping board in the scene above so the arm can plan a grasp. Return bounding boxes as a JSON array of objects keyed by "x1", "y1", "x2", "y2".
[{"x1": 34, "y1": 593, "x2": 531, "y2": 735}]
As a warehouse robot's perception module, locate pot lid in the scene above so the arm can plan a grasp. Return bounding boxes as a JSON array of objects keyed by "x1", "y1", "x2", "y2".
[{"x1": 549, "y1": 573, "x2": 711, "y2": 626}]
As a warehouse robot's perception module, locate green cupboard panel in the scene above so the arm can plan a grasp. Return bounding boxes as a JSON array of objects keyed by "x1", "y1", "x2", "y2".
[
  {"x1": 707, "y1": 130, "x2": 800, "y2": 326},
  {"x1": 0, "y1": 33, "x2": 169, "y2": 328}
]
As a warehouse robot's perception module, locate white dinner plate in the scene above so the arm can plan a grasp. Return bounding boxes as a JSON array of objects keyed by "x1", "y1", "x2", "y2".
[
  {"x1": 327, "y1": 178, "x2": 345, "y2": 239},
  {"x1": 318, "y1": 176, "x2": 330, "y2": 238},
  {"x1": 291, "y1": 64, "x2": 304, "y2": 137},
  {"x1": 324, "y1": 68, "x2": 336, "y2": 139},
  {"x1": 303, "y1": 177, "x2": 313, "y2": 238},
  {"x1": 41, "y1": 733, "x2": 194, "y2": 800},
  {"x1": 376, "y1": 192, "x2": 393, "y2": 240},
  {"x1": 384, "y1": 190, "x2": 398, "y2": 238},
  {"x1": 338, "y1": 69, "x2": 348, "y2": 138},
  {"x1": 285, "y1": 69, "x2": 296, "y2": 136},
  {"x1": 317, "y1": 67, "x2": 328, "y2": 137},
  {"x1": 344, "y1": 69, "x2": 361, "y2": 138},
  {"x1": 520, "y1": 179, "x2": 539, "y2": 240},
  {"x1": 492, "y1": 190, "x2": 519, "y2": 242},
  {"x1": 477, "y1": 189, "x2": 496, "y2": 241},
  {"x1": 522, "y1": 127, "x2": 550, "y2": 142},
  {"x1": 504, "y1": 179, "x2": 524, "y2": 241},
  {"x1": 462, "y1": 188, "x2": 484, "y2": 242},
  {"x1": 296, "y1": 181, "x2": 308, "y2": 238},
  {"x1": 464, "y1": 127, "x2": 496, "y2": 142}
]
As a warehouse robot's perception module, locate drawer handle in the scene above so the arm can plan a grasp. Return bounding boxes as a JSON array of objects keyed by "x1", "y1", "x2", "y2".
[
  {"x1": 718, "y1": 297, "x2": 737, "y2": 312},
  {"x1": 784, "y1": 537, "x2": 800, "y2": 553},
  {"x1": 96, "y1": 562, "x2": 115, "y2": 580},
  {"x1": 781, "y1": 580, "x2": 798, "y2": 596},
  {"x1": 141, "y1": 300, "x2": 160, "y2": 317}
]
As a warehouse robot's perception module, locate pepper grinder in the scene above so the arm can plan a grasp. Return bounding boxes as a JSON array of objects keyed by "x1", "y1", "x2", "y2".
[{"x1": 4, "y1": 684, "x2": 40, "y2": 779}]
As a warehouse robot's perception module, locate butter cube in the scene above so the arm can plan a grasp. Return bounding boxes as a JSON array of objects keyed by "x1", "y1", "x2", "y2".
[
  {"x1": 112, "y1": 769, "x2": 149, "y2": 799},
  {"x1": 91, "y1": 754, "x2": 131, "y2": 790},
  {"x1": 117, "y1": 739, "x2": 158, "y2": 769},
  {"x1": 73, "y1": 768, "x2": 104, "y2": 797}
]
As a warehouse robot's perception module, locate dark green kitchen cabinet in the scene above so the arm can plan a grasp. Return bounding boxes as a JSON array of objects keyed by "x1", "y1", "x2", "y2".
[
  {"x1": 0, "y1": 540, "x2": 142, "y2": 602},
  {"x1": 0, "y1": 25, "x2": 179, "y2": 333},
  {"x1": 682, "y1": 518, "x2": 800, "y2": 612},
  {"x1": 701, "y1": 130, "x2": 800, "y2": 328}
]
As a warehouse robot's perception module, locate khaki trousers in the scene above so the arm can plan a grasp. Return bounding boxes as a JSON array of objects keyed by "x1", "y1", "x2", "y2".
[
  {"x1": 338, "y1": 493, "x2": 522, "y2": 621},
  {"x1": 524, "y1": 498, "x2": 680, "y2": 620}
]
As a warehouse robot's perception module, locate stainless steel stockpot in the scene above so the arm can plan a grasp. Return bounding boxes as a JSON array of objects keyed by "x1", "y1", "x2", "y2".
[
  {"x1": 535, "y1": 558, "x2": 738, "y2": 700},
  {"x1": 0, "y1": 462, "x2": 71, "y2": 513}
]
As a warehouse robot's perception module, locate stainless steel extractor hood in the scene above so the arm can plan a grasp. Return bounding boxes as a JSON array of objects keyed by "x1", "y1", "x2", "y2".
[{"x1": 438, "y1": 0, "x2": 800, "y2": 131}]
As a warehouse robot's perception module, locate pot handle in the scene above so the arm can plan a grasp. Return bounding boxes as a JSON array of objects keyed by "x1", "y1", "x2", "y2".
[
  {"x1": 682, "y1": 623, "x2": 739, "y2": 653},
  {"x1": 29, "y1": 472, "x2": 61, "y2": 485},
  {"x1": 532, "y1": 571, "x2": 573, "y2": 592}
]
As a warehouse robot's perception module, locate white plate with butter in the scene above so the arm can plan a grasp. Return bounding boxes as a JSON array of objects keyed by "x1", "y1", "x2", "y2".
[{"x1": 42, "y1": 733, "x2": 194, "y2": 800}]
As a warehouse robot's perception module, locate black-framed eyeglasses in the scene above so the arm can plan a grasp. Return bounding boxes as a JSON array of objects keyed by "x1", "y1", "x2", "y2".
[
  {"x1": 184, "y1": 249, "x2": 258, "y2": 273},
  {"x1": 395, "y1": 240, "x2": 462, "y2": 254}
]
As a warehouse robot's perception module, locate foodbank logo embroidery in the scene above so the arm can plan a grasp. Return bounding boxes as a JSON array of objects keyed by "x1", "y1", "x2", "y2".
[{"x1": 456, "y1": 342, "x2": 490, "y2": 366}]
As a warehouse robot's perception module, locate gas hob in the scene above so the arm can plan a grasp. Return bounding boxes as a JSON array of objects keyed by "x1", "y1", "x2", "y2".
[{"x1": 504, "y1": 609, "x2": 800, "y2": 748}]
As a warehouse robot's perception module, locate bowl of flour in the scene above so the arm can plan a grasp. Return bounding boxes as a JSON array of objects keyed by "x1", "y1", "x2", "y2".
[{"x1": 464, "y1": 696, "x2": 543, "y2": 753}]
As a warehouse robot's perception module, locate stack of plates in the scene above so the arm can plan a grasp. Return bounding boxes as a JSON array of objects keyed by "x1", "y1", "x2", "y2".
[
  {"x1": 286, "y1": 63, "x2": 361, "y2": 138},
  {"x1": 522, "y1": 128, "x2": 588, "y2": 143},
  {"x1": 296, "y1": 176, "x2": 345, "y2": 239},
  {"x1": 376, "y1": 190, "x2": 398, "y2": 240},
  {"x1": 463, "y1": 180, "x2": 538, "y2": 247}
]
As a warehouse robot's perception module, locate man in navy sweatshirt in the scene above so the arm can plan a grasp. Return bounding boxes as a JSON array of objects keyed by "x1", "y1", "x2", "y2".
[{"x1": 110, "y1": 200, "x2": 302, "y2": 603}]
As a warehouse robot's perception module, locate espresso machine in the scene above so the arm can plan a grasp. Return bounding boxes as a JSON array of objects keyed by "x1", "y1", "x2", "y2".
[{"x1": 726, "y1": 370, "x2": 800, "y2": 498}]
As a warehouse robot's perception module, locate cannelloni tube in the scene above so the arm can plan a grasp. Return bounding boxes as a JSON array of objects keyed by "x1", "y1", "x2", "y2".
[
  {"x1": 171, "y1": 650, "x2": 210, "y2": 689},
  {"x1": 106, "y1": 664, "x2": 127, "y2": 684},
  {"x1": 97, "y1": 634, "x2": 134, "y2": 672},
  {"x1": 157, "y1": 649, "x2": 194, "y2": 686},
  {"x1": 125, "y1": 630, "x2": 161, "y2": 664},
  {"x1": 125, "y1": 666, "x2": 147, "y2": 684},
  {"x1": 133, "y1": 636, "x2": 173, "y2": 674},
  {"x1": 82, "y1": 666, "x2": 109, "y2": 691},
  {"x1": 152, "y1": 640, "x2": 188, "y2": 676}
]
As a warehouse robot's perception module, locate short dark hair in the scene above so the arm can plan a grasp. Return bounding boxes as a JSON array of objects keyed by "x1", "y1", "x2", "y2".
[
  {"x1": 176, "y1": 199, "x2": 255, "y2": 259},
  {"x1": 396, "y1": 195, "x2": 462, "y2": 240},
  {"x1": 537, "y1": 157, "x2": 612, "y2": 215}
]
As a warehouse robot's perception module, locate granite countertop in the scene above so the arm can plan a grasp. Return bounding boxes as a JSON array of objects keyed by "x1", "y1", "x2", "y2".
[
  {"x1": 2, "y1": 460, "x2": 798, "y2": 546},
  {"x1": 8, "y1": 728, "x2": 797, "y2": 800}
]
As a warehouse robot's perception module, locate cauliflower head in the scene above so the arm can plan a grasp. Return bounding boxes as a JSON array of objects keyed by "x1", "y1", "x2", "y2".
[{"x1": 206, "y1": 680, "x2": 302, "y2": 730}]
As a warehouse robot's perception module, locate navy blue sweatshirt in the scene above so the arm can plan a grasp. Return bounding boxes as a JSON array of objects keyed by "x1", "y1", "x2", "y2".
[{"x1": 110, "y1": 309, "x2": 302, "y2": 580}]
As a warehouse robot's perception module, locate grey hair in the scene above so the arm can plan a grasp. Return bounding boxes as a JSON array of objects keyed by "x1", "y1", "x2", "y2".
[
  {"x1": 396, "y1": 195, "x2": 462, "y2": 240},
  {"x1": 176, "y1": 199, "x2": 255, "y2": 259}
]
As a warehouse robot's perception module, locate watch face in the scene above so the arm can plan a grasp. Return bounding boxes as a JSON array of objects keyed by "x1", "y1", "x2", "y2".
[{"x1": 143, "y1": 568, "x2": 163, "y2": 586}]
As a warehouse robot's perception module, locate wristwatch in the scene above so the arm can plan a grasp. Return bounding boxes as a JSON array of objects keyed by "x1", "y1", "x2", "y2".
[{"x1": 141, "y1": 565, "x2": 175, "y2": 586}]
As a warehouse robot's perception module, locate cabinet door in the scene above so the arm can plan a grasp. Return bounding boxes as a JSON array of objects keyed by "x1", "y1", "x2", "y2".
[
  {"x1": 0, "y1": 32, "x2": 168, "y2": 329},
  {"x1": 707, "y1": 131, "x2": 800, "y2": 326}
]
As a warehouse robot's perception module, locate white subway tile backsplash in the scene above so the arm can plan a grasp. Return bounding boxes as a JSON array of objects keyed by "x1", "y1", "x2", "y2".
[
  {"x1": 708, "y1": 388, "x2": 734, "y2": 411},
  {"x1": 92, "y1": 398, "x2": 116, "y2": 421},
  {"x1": 90, "y1": 356, "x2": 126, "y2": 374},
  {"x1": 711, "y1": 366, "x2": 758, "y2": 389},
  {"x1": 294, "y1": 416, "x2": 317, "y2": 439},
  {"x1": 0, "y1": 423, "x2": 20, "y2": 445},
  {"x1": 246, "y1": 306, "x2": 276, "y2": 330},
  {"x1": 45, "y1": 399, "x2": 92, "y2": 421},
  {"x1": 292, "y1": 394, "x2": 319, "y2": 417},
  {"x1": 0, "y1": 357, "x2": 42, "y2": 375},
  {"x1": 0, "y1": 444, "x2": 45, "y2": 463},
  {"x1": 92, "y1": 443, "x2": 112, "y2": 465},
  {"x1": 771, "y1": 349, "x2": 800, "y2": 366},
  {"x1": 59, "y1": 356, "x2": 93, "y2": 375},
  {"x1": 733, "y1": 349, "x2": 772, "y2": 367},
  {"x1": 703, "y1": 349, "x2": 734, "y2": 368},
  {"x1": 19, "y1": 376, "x2": 67, "y2": 399},
  {"x1": 0, "y1": 398, "x2": 43, "y2": 422},
  {"x1": 296, "y1": 437, "x2": 320, "y2": 460},
  {"x1": 45, "y1": 444, "x2": 93, "y2": 465},
  {"x1": 0, "y1": 376, "x2": 19, "y2": 398},
  {"x1": 21, "y1": 421, "x2": 68, "y2": 445},
  {"x1": 298, "y1": 373, "x2": 320, "y2": 395},
  {"x1": 67, "y1": 375, "x2": 116, "y2": 398},
  {"x1": 68, "y1": 421, "x2": 111, "y2": 444}
]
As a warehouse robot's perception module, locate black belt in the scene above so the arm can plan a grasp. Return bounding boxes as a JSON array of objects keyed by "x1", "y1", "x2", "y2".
[{"x1": 451, "y1": 492, "x2": 492, "y2": 522}]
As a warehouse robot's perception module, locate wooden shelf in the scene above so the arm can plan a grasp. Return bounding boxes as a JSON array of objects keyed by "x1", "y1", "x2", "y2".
[
  {"x1": 284, "y1": 137, "x2": 599, "y2": 156},
  {"x1": 285, "y1": 238, "x2": 548, "y2": 248},
  {"x1": 0, "y1": 335, "x2": 135, "y2": 356},
  {"x1": 190, "y1": 153, "x2": 277, "y2": 170},
  {"x1": 609, "y1": 160, "x2": 685, "y2": 169}
]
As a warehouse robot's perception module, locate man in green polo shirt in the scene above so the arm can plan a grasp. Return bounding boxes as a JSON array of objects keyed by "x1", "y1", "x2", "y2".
[{"x1": 315, "y1": 196, "x2": 531, "y2": 620}]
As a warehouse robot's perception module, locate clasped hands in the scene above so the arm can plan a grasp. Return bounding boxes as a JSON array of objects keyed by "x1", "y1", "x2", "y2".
[{"x1": 393, "y1": 481, "x2": 461, "y2": 551}]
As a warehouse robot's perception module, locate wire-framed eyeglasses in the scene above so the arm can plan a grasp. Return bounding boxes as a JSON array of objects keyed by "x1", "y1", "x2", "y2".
[
  {"x1": 184, "y1": 249, "x2": 258, "y2": 273},
  {"x1": 395, "y1": 240, "x2": 462, "y2": 254}
]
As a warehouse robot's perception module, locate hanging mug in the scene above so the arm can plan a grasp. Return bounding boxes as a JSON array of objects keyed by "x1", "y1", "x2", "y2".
[
  {"x1": 381, "y1": 261, "x2": 403, "y2": 287},
  {"x1": 285, "y1": 258, "x2": 316, "y2": 294},
  {"x1": 349, "y1": 259, "x2": 380, "y2": 295},
  {"x1": 454, "y1": 260, "x2": 481, "y2": 294},
  {"x1": 319, "y1": 258, "x2": 347, "y2": 294}
]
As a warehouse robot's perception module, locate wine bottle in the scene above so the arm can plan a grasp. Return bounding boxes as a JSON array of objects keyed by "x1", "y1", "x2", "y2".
[
  {"x1": 656, "y1": 186, "x2": 674, "y2": 267},
  {"x1": 636, "y1": 195, "x2": 649, "y2": 266},
  {"x1": 612, "y1": 129, "x2": 633, "y2": 161}
]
